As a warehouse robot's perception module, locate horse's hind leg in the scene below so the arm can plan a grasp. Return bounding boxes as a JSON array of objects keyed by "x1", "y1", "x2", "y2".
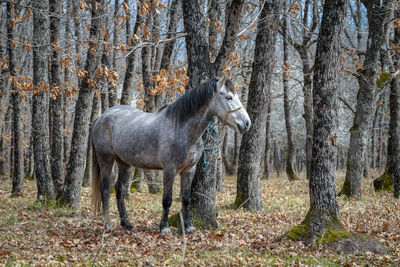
[
  {"x1": 99, "y1": 155, "x2": 114, "y2": 229},
  {"x1": 116, "y1": 161, "x2": 134, "y2": 230},
  {"x1": 180, "y1": 166, "x2": 196, "y2": 233},
  {"x1": 160, "y1": 165, "x2": 176, "y2": 235}
]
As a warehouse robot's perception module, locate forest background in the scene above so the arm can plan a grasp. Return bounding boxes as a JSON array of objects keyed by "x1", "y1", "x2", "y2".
[{"x1": 0, "y1": 0, "x2": 400, "y2": 265}]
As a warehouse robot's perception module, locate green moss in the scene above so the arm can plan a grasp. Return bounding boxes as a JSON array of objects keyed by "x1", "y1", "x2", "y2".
[
  {"x1": 28, "y1": 198, "x2": 57, "y2": 210},
  {"x1": 286, "y1": 208, "x2": 346, "y2": 244},
  {"x1": 168, "y1": 213, "x2": 182, "y2": 229},
  {"x1": 234, "y1": 189, "x2": 245, "y2": 208},
  {"x1": 377, "y1": 72, "x2": 391, "y2": 89},
  {"x1": 349, "y1": 124, "x2": 358, "y2": 132},
  {"x1": 317, "y1": 227, "x2": 354, "y2": 246},
  {"x1": 286, "y1": 210, "x2": 313, "y2": 241},
  {"x1": 286, "y1": 160, "x2": 300, "y2": 181},
  {"x1": 110, "y1": 187, "x2": 116, "y2": 194},
  {"x1": 339, "y1": 172, "x2": 351, "y2": 197},
  {"x1": 374, "y1": 171, "x2": 393, "y2": 191},
  {"x1": 287, "y1": 224, "x2": 311, "y2": 240}
]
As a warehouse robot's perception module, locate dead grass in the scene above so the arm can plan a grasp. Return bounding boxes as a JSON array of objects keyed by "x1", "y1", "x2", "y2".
[{"x1": 0, "y1": 171, "x2": 399, "y2": 266}]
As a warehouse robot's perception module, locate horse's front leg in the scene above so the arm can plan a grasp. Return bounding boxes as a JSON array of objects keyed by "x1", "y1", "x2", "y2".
[
  {"x1": 180, "y1": 166, "x2": 196, "y2": 234},
  {"x1": 160, "y1": 165, "x2": 176, "y2": 235}
]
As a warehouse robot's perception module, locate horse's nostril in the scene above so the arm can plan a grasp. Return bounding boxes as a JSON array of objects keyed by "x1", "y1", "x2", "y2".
[{"x1": 245, "y1": 121, "x2": 250, "y2": 127}]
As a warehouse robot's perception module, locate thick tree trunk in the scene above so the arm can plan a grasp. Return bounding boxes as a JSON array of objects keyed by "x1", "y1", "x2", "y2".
[
  {"x1": 50, "y1": 0, "x2": 64, "y2": 197},
  {"x1": 61, "y1": 0, "x2": 105, "y2": 209},
  {"x1": 183, "y1": 0, "x2": 245, "y2": 228},
  {"x1": 32, "y1": 0, "x2": 55, "y2": 201},
  {"x1": 235, "y1": 0, "x2": 281, "y2": 210},
  {"x1": 284, "y1": 0, "x2": 385, "y2": 254},
  {"x1": 340, "y1": 0, "x2": 394, "y2": 198},
  {"x1": 374, "y1": 11, "x2": 400, "y2": 196},
  {"x1": 7, "y1": 3, "x2": 24, "y2": 196},
  {"x1": 390, "y1": 74, "x2": 400, "y2": 198},
  {"x1": 282, "y1": 4, "x2": 299, "y2": 181},
  {"x1": 182, "y1": 0, "x2": 218, "y2": 229}
]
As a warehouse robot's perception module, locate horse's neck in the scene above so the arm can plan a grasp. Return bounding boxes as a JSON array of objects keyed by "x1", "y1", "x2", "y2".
[{"x1": 181, "y1": 106, "x2": 214, "y2": 143}]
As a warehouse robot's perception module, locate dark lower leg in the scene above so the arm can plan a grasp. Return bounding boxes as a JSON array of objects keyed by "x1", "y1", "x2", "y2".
[{"x1": 116, "y1": 164, "x2": 134, "y2": 230}]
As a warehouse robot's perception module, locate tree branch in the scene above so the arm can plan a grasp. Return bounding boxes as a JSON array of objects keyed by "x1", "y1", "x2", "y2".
[{"x1": 339, "y1": 96, "x2": 356, "y2": 114}]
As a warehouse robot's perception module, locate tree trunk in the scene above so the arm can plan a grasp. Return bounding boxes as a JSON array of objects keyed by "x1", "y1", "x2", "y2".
[
  {"x1": 235, "y1": 0, "x2": 281, "y2": 210},
  {"x1": 50, "y1": 0, "x2": 64, "y2": 197},
  {"x1": 159, "y1": 0, "x2": 179, "y2": 73},
  {"x1": 183, "y1": 0, "x2": 245, "y2": 228},
  {"x1": 282, "y1": 3, "x2": 299, "y2": 181},
  {"x1": 373, "y1": 10, "x2": 400, "y2": 196},
  {"x1": 263, "y1": 100, "x2": 272, "y2": 179},
  {"x1": 340, "y1": 0, "x2": 394, "y2": 198},
  {"x1": 120, "y1": 4, "x2": 143, "y2": 106},
  {"x1": 83, "y1": 95, "x2": 100, "y2": 187},
  {"x1": 0, "y1": 108, "x2": 12, "y2": 177},
  {"x1": 108, "y1": 0, "x2": 120, "y2": 108},
  {"x1": 61, "y1": 0, "x2": 105, "y2": 209},
  {"x1": 32, "y1": 0, "x2": 56, "y2": 201},
  {"x1": 284, "y1": 0, "x2": 385, "y2": 254},
  {"x1": 7, "y1": 3, "x2": 24, "y2": 196}
]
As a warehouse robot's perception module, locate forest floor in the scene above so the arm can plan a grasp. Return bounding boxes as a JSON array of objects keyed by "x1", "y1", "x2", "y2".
[{"x1": 0, "y1": 170, "x2": 399, "y2": 266}]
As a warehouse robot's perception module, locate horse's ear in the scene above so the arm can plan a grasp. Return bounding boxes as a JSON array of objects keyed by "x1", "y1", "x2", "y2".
[{"x1": 217, "y1": 76, "x2": 228, "y2": 89}]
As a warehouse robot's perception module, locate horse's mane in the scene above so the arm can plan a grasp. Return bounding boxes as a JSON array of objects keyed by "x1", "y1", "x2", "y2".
[{"x1": 163, "y1": 78, "x2": 218, "y2": 123}]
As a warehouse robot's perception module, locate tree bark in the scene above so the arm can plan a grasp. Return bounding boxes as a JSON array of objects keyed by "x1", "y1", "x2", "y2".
[
  {"x1": 61, "y1": 0, "x2": 105, "y2": 209},
  {"x1": 120, "y1": 4, "x2": 143, "y2": 106},
  {"x1": 235, "y1": 0, "x2": 281, "y2": 211},
  {"x1": 32, "y1": 0, "x2": 56, "y2": 201},
  {"x1": 340, "y1": 0, "x2": 394, "y2": 198},
  {"x1": 7, "y1": 3, "x2": 24, "y2": 196},
  {"x1": 263, "y1": 100, "x2": 272, "y2": 179},
  {"x1": 373, "y1": 9, "x2": 400, "y2": 195},
  {"x1": 282, "y1": 2, "x2": 299, "y2": 181},
  {"x1": 50, "y1": 0, "x2": 64, "y2": 197},
  {"x1": 83, "y1": 95, "x2": 100, "y2": 187},
  {"x1": 284, "y1": 0, "x2": 385, "y2": 254},
  {"x1": 108, "y1": 0, "x2": 120, "y2": 108},
  {"x1": 182, "y1": 0, "x2": 245, "y2": 228}
]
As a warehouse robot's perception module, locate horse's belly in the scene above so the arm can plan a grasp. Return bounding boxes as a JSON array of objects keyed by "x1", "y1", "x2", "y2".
[{"x1": 115, "y1": 146, "x2": 163, "y2": 170}]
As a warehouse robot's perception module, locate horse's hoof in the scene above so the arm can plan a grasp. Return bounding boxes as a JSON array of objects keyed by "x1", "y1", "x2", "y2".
[
  {"x1": 121, "y1": 219, "x2": 135, "y2": 231},
  {"x1": 185, "y1": 226, "x2": 196, "y2": 234},
  {"x1": 160, "y1": 227, "x2": 172, "y2": 235}
]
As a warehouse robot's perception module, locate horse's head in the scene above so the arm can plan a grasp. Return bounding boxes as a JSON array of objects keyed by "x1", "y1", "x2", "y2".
[{"x1": 210, "y1": 77, "x2": 251, "y2": 134}]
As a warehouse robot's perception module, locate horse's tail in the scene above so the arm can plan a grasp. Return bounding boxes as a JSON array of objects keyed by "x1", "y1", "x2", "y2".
[{"x1": 91, "y1": 131, "x2": 102, "y2": 214}]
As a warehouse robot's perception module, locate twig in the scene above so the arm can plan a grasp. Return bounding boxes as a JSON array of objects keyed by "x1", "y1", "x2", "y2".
[
  {"x1": 236, "y1": 198, "x2": 250, "y2": 210},
  {"x1": 338, "y1": 96, "x2": 356, "y2": 114},
  {"x1": 194, "y1": 192, "x2": 213, "y2": 202},
  {"x1": 92, "y1": 222, "x2": 114, "y2": 266},
  {"x1": 179, "y1": 211, "x2": 187, "y2": 267},
  {"x1": 236, "y1": 0, "x2": 266, "y2": 37}
]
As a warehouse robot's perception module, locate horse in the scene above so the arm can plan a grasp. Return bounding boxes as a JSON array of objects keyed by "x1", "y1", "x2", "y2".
[{"x1": 91, "y1": 77, "x2": 251, "y2": 234}]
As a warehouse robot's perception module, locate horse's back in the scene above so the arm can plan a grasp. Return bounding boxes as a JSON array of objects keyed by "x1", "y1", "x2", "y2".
[
  {"x1": 92, "y1": 106, "x2": 143, "y2": 155},
  {"x1": 92, "y1": 105, "x2": 165, "y2": 169}
]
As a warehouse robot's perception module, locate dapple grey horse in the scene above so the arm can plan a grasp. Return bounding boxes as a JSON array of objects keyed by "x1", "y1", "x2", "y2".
[{"x1": 91, "y1": 77, "x2": 251, "y2": 234}]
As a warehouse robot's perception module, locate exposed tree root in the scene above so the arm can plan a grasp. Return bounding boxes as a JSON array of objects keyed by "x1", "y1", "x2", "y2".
[{"x1": 279, "y1": 209, "x2": 387, "y2": 254}]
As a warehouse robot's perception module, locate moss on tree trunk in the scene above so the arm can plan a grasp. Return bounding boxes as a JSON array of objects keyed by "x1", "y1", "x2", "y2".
[
  {"x1": 286, "y1": 159, "x2": 300, "y2": 181},
  {"x1": 282, "y1": 208, "x2": 386, "y2": 254},
  {"x1": 373, "y1": 171, "x2": 393, "y2": 191}
]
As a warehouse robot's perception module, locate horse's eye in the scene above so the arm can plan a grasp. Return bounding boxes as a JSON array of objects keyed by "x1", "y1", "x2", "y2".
[{"x1": 225, "y1": 96, "x2": 232, "y2": 100}]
